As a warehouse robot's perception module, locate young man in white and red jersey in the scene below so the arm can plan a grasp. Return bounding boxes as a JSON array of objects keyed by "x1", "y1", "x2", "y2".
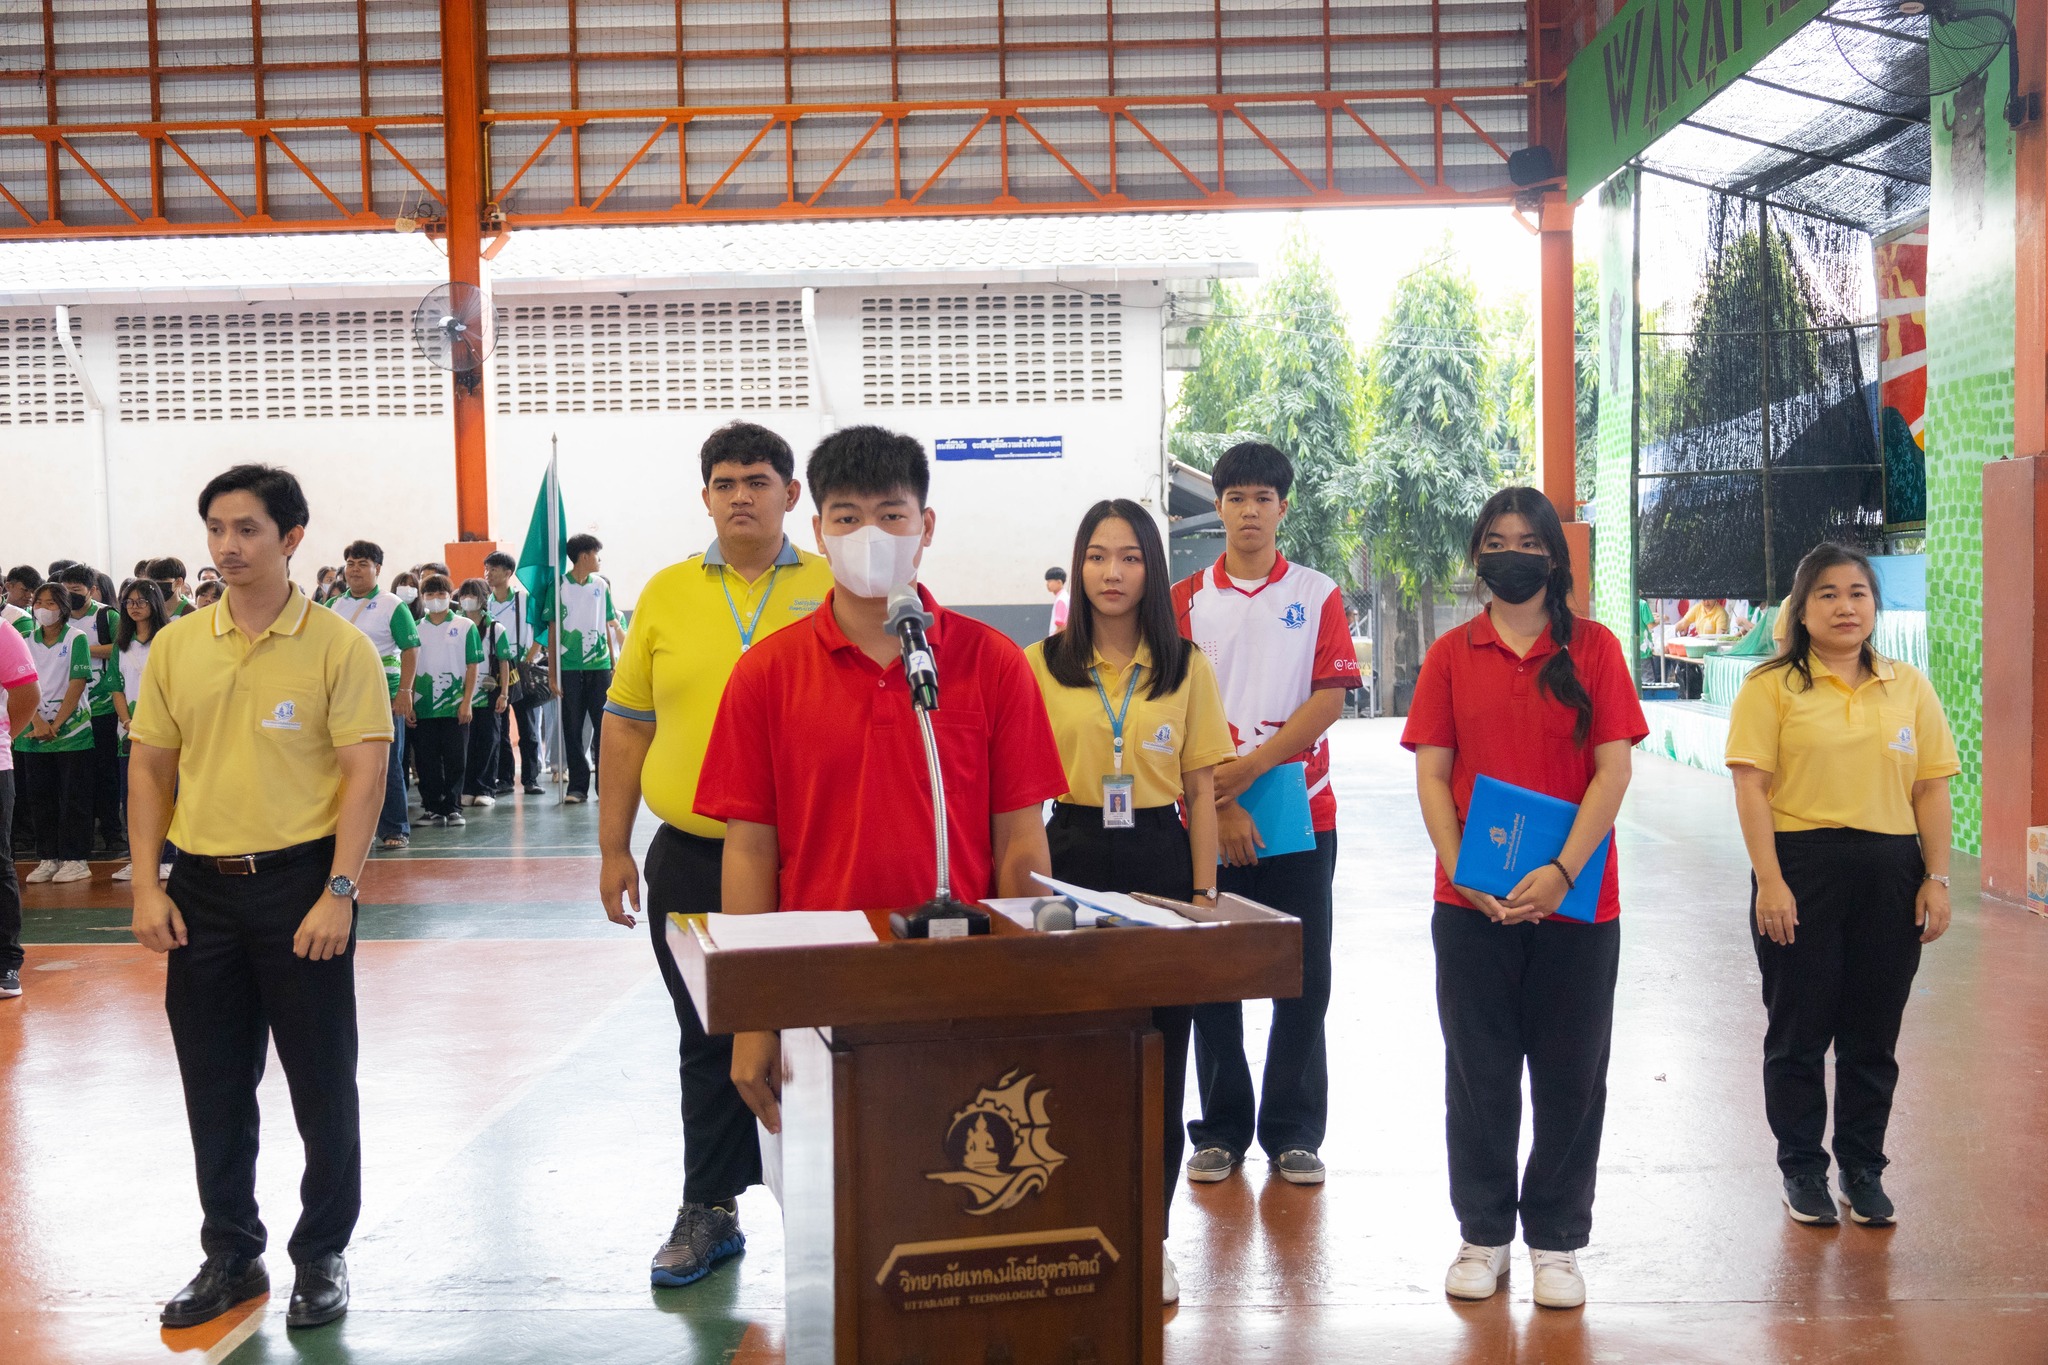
[{"x1": 1171, "y1": 441, "x2": 1359, "y2": 1188}]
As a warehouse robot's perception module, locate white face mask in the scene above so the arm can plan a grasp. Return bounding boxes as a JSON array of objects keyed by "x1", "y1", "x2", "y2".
[
  {"x1": 422, "y1": 596, "x2": 452, "y2": 616},
  {"x1": 822, "y1": 523, "x2": 923, "y2": 600},
  {"x1": 33, "y1": 606, "x2": 61, "y2": 627},
  {"x1": 394, "y1": 585, "x2": 418, "y2": 604},
  {"x1": 458, "y1": 596, "x2": 481, "y2": 613}
]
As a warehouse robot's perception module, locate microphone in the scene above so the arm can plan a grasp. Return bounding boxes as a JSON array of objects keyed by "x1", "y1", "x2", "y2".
[{"x1": 886, "y1": 584, "x2": 939, "y2": 712}]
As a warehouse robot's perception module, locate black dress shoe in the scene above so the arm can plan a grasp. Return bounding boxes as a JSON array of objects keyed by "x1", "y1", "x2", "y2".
[
  {"x1": 286, "y1": 1253, "x2": 349, "y2": 1328},
  {"x1": 161, "y1": 1255, "x2": 269, "y2": 1328}
]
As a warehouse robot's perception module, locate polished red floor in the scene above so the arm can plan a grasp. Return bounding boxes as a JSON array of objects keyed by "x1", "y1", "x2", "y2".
[{"x1": 3, "y1": 721, "x2": 2044, "y2": 1364}]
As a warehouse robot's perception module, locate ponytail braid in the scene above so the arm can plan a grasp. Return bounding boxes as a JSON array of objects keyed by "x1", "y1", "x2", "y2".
[{"x1": 1537, "y1": 566, "x2": 1595, "y2": 747}]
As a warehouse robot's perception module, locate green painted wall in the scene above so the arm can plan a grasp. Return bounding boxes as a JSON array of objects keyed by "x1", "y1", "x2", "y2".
[
  {"x1": 1924, "y1": 26, "x2": 2017, "y2": 855},
  {"x1": 1593, "y1": 169, "x2": 1639, "y2": 646}
]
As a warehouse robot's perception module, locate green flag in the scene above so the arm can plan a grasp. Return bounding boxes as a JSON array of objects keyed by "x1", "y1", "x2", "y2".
[{"x1": 516, "y1": 454, "x2": 567, "y2": 631}]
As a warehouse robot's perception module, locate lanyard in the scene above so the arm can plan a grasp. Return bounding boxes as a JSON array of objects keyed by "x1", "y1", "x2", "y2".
[
  {"x1": 1088, "y1": 662, "x2": 1143, "y2": 774},
  {"x1": 719, "y1": 564, "x2": 781, "y2": 651}
]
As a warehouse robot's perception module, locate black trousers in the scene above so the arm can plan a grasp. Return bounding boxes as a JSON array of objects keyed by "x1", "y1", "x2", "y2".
[
  {"x1": 1752, "y1": 829, "x2": 1924, "y2": 1178},
  {"x1": 1433, "y1": 902, "x2": 1620, "y2": 1251},
  {"x1": 88, "y1": 711, "x2": 124, "y2": 848},
  {"x1": 412, "y1": 716, "x2": 467, "y2": 817},
  {"x1": 498, "y1": 693, "x2": 543, "y2": 789},
  {"x1": 644, "y1": 824, "x2": 762, "y2": 1206},
  {"x1": 21, "y1": 747, "x2": 94, "y2": 862},
  {"x1": 0, "y1": 771, "x2": 21, "y2": 973},
  {"x1": 1046, "y1": 803, "x2": 1197, "y2": 1232},
  {"x1": 559, "y1": 669, "x2": 609, "y2": 797},
  {"x1": 165, "y1": 838, "x2": 360, "y2": 1264},
  {"x1": 463, "y1": 701, "x2": 501, "y2": 796},
  {"x1": 1189, "y1": 830, "x2": 1336, "y2": 1158}
]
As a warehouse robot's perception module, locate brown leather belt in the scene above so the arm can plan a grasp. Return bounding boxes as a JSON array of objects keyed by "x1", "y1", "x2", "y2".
[{"x1": 177, "y1": 837, "x2": 333, "y2": 877}]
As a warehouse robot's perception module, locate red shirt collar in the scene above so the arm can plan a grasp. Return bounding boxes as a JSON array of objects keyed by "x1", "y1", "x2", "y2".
[
  {"x1": 1208, "y1": 551, "x2": 1290, "y2": 597},
  {"x1": 1464, "y1": 605, "x2": 1560, "y2": 663},
  {"x1": 812, "y1": 583, "x2": 947, "y2": 656}
]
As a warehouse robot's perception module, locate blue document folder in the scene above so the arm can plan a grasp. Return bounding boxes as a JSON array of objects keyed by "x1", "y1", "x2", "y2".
[
  {"x1": 1239, "y1": 761, "x2": 1316, "y2": 859},
  {"x1": 1453, "y1": 775, "x2": 1610, "y2": 922}
]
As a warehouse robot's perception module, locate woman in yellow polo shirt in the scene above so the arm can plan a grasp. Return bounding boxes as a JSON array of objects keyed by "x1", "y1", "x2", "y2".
[
  {"x1": 1026, "y1": 497, "x2": 1234, "y2": 1308},
  {"x1": 1726, "y1": 542, "x2": 1958, "y2": 1230}
]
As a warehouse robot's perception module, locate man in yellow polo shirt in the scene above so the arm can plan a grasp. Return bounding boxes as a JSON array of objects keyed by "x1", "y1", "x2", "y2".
[
  {"x1": 598, "y1": 421, "x2": 831, "y2": 1289},
  {"x1": 127, "y1": 465, "x2": 392, "y2": 1334}
]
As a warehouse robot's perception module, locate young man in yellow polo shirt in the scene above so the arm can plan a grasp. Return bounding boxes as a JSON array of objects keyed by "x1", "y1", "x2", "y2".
[
  {"x1": 598, "y1": 421, "x2": 832, "y2": 1288},
  {"x1": 128, "y1": 465, "x2": 393, "y2": 1333}
]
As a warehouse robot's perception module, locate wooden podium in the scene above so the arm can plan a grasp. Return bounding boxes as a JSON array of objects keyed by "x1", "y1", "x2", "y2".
[{"x1": 668, "y1": 895, "x2": 1300, "y2": 1365}]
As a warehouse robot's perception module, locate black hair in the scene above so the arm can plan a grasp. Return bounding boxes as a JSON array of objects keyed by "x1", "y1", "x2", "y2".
[
  {"x1": 47, "y1": 558, "x2": 76, "y2": 577},
  {"x1": 134, "y1": 559, "x2": 151, "y2": 577},
  {"x1": 116, "y1": 578, "x2": 168, "y2": 651},
  {"x1": 456, "y1": 576, "x2": 489, "y2": 606},
  {"x1": 806, "y1": 424, "x2": 931, "y2": 509},
  {"x1": 193, "y1": 579, "x2": 223, "y2": 605},
  {"x1": 197, "y1": 565, "x2": 220, "y2": 580},
  {"x1": 28, "y1": 580, "x2": 68, "y2": 631},
  {"x1": 1045, "y1": 566, "x2": 1067, "y2": 583},
  {"x1": 420, "y1": 561, "x2": 450, "y2": 577},
  {"x1": 483, "y1": 550, "x2": 516, "y2": 572},
  {"x1": 57, "y1": 564, "x2": 97, "y2": 588},
  {"x1": 197, "y1": 464, "x2": 309, "y2": 535},
  {"x1": 95, "y1": 570, "x2": 116, "y2": 607},
  {"x1": 1211, "y1": 441, "x2": 1294, "y2": 500},
  {"x1": 1754, "y1": 542, "x2": 1884, "y2": 694},
  {"x1": 1469, "y1": 486, "x2": 1595, "y2": 747},
  {"x1": 147, "y1": 556, "x2": 187, "y2": 581},
  {"x1": 1042, "y1": 499, "x2": 1194, "y2": 701},
  {"x1": 342, "y1": 539, "x2": 384, "y2": 566},
  {"x1": 419, "y1": 573, "x2": 455, "y2": 596},
  {"x1": 701, "y1": 420, "x2": 797, "y2": 485},
  {"x1": 565, "y1": 533, "x2": 602, "y2": 563},
  {"x1": 6, "y1": 565, "x2": 42, "y2": 592}
]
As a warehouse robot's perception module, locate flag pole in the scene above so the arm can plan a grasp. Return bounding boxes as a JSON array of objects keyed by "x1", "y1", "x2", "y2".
[{"x1": 548, "y1": 432, "x2": 565, "y2": 787}]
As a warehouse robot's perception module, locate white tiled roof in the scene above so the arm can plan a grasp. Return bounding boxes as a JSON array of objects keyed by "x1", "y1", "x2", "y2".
[{"x1": 0, "y1": 214, "x2": 1253, "y2": 306}]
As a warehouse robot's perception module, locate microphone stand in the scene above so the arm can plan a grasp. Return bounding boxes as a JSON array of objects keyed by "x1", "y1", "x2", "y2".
[{"x1": 886, "y1": 589, "x2": 988, "y2": 940}]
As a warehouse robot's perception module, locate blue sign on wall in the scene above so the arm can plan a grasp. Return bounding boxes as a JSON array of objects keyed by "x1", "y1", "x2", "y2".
[{"x1": 935, "y1": 435, "x2": 1064, "y2": 461}]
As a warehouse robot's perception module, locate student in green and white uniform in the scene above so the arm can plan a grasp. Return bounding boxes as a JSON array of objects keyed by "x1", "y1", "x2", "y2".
[
  {"x1": 330, "y1": 540, "x2": 421, "y2": 848},
  {"x1": 410, "y1": 575, "x2": 483, "y2": 826},
  {"x1": 109, "y1": 580, "x2": 172, "y2": 884},
  {"x1": 533, "y1": 533, "x2": 623, "y2": 803},
  {"x1": 17, "y1": 583, "x2": 95, "y2": 884},
  {"x1": 458, "y1": 577, "x2": 515, "y2": 807},
  {"x1": 58, "y1": 565, "x2": 125, "y2": 855}
]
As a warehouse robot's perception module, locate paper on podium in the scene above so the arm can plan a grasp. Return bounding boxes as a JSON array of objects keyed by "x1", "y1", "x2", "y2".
[
  {"x1": 707, "y1": 911, "x2": 879, "y2": 950},
  {"x1": 1031, "y1": 874, "x2": 1197, "y2": 928},
  {"x1": 758, "y1": 1120, "x2": 783, "y2": 1207}
]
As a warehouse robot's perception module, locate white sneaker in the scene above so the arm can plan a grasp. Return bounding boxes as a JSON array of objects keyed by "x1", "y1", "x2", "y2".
[
  {"x1": 25, "y1": 861, "x2": 57, "y2": 884},
  {"x1": 112, "y1": 863, "x2": 134, "y2": 882},
  {"x1": 51, "y1": 861, "x2": 92, "y2": 884},
  {"x1": 1161, "y1": 1250, "x2": 1180, "y2": 1305},
  {"x1": 1444, "y1": 1242, "x2": 1509, "y2": 1300},
  {"x1": 460, "y1": 794, "x2": 476, "y2": 807},
  {"x1": 471, "y1": 793, "x2": 494, "y2": 807},
  {"x1": 1530, "y1": 1249, "x2": 1586, "y2": 1309},
  {"x1": 159, "y1": 863, "x2": 174, "y2": 881}
]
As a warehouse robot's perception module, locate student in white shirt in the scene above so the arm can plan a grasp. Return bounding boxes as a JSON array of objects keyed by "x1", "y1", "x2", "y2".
[
  {"x1": 329, "y1": 540, "x2": 420, "y2": 849},
  {"x1": 482, "y1": 552, "x2": 541, "y2": 795},
  {"x1": 457, "y1": 577, "x2": 514, "y2": 807},
  {"x1": 109, "y1": 580, "x2": 173, "y2": 883}
]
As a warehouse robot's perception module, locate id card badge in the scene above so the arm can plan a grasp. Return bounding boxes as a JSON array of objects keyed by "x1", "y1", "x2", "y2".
[{"x1": 1101, "y1": 775, "x2": 1136, "y2": 829}]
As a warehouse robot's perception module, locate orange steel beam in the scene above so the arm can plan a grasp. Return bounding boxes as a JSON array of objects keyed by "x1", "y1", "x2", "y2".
[{"x1": 441, "y1": 0, "x2": 490, "y2": 543}]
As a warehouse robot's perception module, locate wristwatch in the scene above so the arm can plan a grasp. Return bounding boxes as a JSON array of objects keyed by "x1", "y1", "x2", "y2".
[
  {"x1": 1924, "y1": 873, "x2": 1950, "y2": 887},
  {"x1": 1193, "y1": 887, "x2": 1219, "y2": 902},
  {"x1": 328, "y1": 874, "x2": 359, "y2": 900}
]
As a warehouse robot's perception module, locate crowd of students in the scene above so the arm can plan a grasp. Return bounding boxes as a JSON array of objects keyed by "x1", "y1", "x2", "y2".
[{"x1": 0, "y1": 422, "x2": 1958, "y2": 1335}]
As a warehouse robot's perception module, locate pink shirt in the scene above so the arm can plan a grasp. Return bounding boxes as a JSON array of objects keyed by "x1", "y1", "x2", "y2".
[{"x1": 0, "y1": 623, "x2": 36, "y2": 772}]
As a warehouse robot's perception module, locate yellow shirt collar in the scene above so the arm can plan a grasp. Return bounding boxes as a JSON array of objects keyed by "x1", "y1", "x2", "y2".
[
  {"x1": 213, "y1": 585, "x2": 312, "y2": 641},
  {"x1": 1808, "y1": 652, "x2": 1896, "y2": 687},
  {"x1": 1090, "y1": 639, "x2": 1154, "y2": 673}
]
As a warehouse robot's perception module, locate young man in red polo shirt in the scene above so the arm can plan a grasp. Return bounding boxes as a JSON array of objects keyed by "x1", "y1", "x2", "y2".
[
  {"x1": 694, "y1": 425, "x2": 1068, "y2": 1133},
  {"x1": 1172, "y1": 441, "x2": 1359, "y2": 1188}
]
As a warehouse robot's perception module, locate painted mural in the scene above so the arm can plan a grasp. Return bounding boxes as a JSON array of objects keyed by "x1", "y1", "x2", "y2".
[{"x1": 1875, "y1": 221, "x2": 1928, "y2": 530}]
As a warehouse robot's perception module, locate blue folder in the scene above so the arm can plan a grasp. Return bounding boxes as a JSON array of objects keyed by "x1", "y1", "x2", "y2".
[
  {"x1": 1239, "y1": 761, "x2": 1316, "y2": 859},
  {"x1": 1453, "y1": 775, "x2": 1610, "y2": 922}
]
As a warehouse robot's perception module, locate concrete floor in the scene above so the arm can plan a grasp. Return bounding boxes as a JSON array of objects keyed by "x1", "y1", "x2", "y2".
[{"x1": 3, "y1": 718, "x2": 2045, "y2": 1365}]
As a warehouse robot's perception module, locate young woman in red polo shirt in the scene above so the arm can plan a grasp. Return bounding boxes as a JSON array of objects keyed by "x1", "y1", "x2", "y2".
[{"x1": 1401, "y1": 486, "x2": 1648, "y2": 1311}]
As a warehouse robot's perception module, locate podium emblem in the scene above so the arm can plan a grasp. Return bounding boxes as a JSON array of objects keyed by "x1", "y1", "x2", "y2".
[{"x1": 926, "y1": 1069, "x2": 1067, "y2": 1215}]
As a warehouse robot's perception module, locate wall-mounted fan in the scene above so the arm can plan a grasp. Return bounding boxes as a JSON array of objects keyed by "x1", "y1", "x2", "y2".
[
  {"x1": 413, "y1": 282, "x2": 496, "y2": 392},
  {"x1": 1822, "y1": 0, "x2": 2031, "y2": 127}
]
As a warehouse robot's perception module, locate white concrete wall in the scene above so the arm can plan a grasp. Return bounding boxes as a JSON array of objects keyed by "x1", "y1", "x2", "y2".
[{"x1": 1, "y1": 282, "x2": 1167, "y2": 610}]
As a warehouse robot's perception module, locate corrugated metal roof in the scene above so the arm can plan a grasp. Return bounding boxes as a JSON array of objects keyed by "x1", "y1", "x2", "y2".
[{"x1": 0, "y1": 211, "x2": 1254, "y2": 305}]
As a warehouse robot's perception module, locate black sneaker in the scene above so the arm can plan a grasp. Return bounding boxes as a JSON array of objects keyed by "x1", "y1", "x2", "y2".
[
  {"x1": 1840, "y1": 1169, "x2": 1895, "y2": 1225},
  {"x1": 1783, "y1": 1172, "x2": 1838, "y2": 1225},
  {"x1": 521, "y1": 783, "x2": 544, "y2": 795},
  {"x1": 1185, "y1": 1146, "x2": 1242, "y2": 1183},
  {"x1": 650, "y1": 1203, "x2": 745, "y2": 1287},
  {"x1": 0, "y1": 969, "x2": 19, "y2": 999},
  {"x1": 161, "y1": 1255, "x2": 269, "y2": 1328},
  {"x1": 491, "y1": 784, "x2": 516, "y2": 797}
]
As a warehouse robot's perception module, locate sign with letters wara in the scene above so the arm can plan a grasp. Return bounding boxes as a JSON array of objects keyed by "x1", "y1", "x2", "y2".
[{"x1": 1564, "y1": 0, "x2": 1829, "y2": 201}]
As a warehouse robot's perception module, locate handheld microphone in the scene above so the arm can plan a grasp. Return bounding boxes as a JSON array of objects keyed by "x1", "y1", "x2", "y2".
[{"x1": 885, "y1": 584, "x2": 939, "y2": 712}]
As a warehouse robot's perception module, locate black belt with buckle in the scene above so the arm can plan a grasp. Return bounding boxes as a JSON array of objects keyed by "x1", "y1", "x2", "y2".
[{"x1": 179, "y1": 837, "x2": 334, "y2": 877}]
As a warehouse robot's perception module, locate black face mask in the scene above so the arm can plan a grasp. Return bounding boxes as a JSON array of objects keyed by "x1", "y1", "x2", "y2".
[
  {"x1": 66, "y1": 591, "x2": 89, "y2": 613},
  {"x1": 1475, "y1": 551, "x2": 1550, "y2": 605}
]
